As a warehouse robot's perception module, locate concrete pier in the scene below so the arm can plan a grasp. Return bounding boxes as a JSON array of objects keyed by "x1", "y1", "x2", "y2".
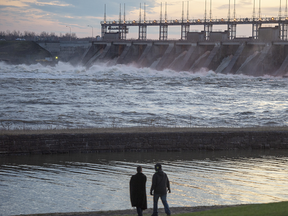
[{"x1": 1, "y1": 127, "x2": 288, "y2": 155}]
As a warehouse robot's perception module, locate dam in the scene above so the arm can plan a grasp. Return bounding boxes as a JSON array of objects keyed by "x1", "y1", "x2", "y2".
[
  {"x1": 77, "y1": 38, "x2": 288, "y2": 77},
  {"x1": 35, "y1": 1, "x2": 288, "y2": 77}
]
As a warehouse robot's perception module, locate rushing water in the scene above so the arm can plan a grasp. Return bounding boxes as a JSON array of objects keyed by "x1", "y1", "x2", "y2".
[
  {"x1": 0, "y1": 150, "x2": 288, "y2": 216},
  {"x1": 0, "y1": 61, "x2": 288, "y2": 129}
]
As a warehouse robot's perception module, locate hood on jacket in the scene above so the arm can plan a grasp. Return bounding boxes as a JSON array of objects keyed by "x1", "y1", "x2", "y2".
[{"x1": 155, "y1": 163, "x2": 162, "y2": 172}]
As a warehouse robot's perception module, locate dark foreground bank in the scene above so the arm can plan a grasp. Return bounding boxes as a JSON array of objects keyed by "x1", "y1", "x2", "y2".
[
  {"x1": 1, "y1": 127, "x2": 288, "y2": 155},
  {"x1": 14, "y1": 205, "x2": 235, "y2": 216},
  {"x1": 15, "y1": 202, "x2": 288, "y2": 216}
]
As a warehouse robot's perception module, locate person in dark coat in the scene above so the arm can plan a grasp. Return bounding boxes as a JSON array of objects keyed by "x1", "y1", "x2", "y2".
[
  {"x1": 130, "y1": 166, "x2": 147, "y2": 216},
  {"x1": 150, "y1": 163, "x2": 171, "y2": 216}
]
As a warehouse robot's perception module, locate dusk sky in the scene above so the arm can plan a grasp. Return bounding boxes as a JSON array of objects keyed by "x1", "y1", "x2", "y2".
[{"x1": 0, "y1": 0, "x2": 282, "y2": 39}]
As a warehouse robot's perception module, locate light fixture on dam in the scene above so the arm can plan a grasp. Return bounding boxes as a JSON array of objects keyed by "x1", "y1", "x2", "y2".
[
  {"x1": 271, "y1": 17, "x2": 274, "y2": 21},
  {"x1": 197, "y1": 19, "x2": 201, "y2": 23}
]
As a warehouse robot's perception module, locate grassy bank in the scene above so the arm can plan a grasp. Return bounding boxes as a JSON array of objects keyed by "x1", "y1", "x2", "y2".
[
  {"x1": 176, "y1": 202, "x2": 288, "y2": 216},
  {"x1": 20, "y1": 202, "x2": 288, "y2": 216}
]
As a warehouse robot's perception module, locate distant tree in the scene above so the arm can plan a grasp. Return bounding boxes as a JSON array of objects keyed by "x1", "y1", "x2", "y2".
[
  {"x1": 23, "y1": 31, "x2": 36, "y2": 40},
  {"x1": 1, "y1": 30, "x2": 80, "y2": 41},
  {"x1": 71, "y1": 32, "x2": 77, "y2": 40},
  {"x1": 40, "y1": 31, "x2": 49, "y2": 40},
  {"x1": 0, "y1": 31, "x2": 5, "y2": 39},
  {"x1": 12, "y1": 30, "x2": 22, "y2": 39}
]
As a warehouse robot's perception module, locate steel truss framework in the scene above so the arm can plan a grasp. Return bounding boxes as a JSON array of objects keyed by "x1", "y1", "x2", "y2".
[{"x1": 101, "y1": 17, "x2": 288, "y2": 41}]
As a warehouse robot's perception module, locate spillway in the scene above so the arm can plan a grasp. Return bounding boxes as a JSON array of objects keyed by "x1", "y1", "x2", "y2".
[{"x1": 77, "y1": 40, "x2": 288, "y2": 77}]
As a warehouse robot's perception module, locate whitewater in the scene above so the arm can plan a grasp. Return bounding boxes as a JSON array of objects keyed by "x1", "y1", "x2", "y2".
[{"x1": 0, "y1": 61, "x2": 288, "y2": 130}]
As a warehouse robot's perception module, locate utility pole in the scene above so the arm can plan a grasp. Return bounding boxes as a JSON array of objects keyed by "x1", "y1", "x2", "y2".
[
  {"x1": 87, "y1": 25, "x2": 93, "y2": 38},
  {"x1": 279, "y1": 0, "x2": 282, "y2": 20},
  {"x1": 228, "y1": 0, "x2": 231, "y2": 21},
  {"x1": 66, "y1": 25, "x2": 71, "y2": 41}
]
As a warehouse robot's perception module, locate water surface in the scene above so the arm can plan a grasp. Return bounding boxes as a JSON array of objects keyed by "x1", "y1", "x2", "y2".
[
  {"x1": 1, "y1": 150, "x2": 288, "y2": 216},
  {"x1": 0, "y1": 62, "x2": 288, "y2": 129}
]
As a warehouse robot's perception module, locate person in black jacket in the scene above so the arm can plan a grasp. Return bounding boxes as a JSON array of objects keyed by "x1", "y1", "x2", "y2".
[
  {"x1": 130, "y1": 166, "x2": 147, "y2": 216},
  {"x1": 150, "y1": 163, "x2": 171, "y2": 216}
]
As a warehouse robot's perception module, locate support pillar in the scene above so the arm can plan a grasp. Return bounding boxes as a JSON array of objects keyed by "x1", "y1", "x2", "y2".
[
  {"x1": 204, "y1": 23, "x2": 213, "y2": 40},
  {"x1": 139, "y1": 25, "x2": 147, "y2": 40},
  {"x1": 252, "y1": 22, "x2": 261, "y2": 39},
  {"x1": 159, "y1": 24, "x2": 168, "y2": 40},
  {"x1": 181, "y1": 24, "x2": 190, "y2": 40},
  {"x1": 101, "y1": 24, "x2": 108, "y2": 37},
  {"x1": 228, "y1": 23, "x2": 236, "y2": 39},
  {"x1": 119, "y1": 25, "x2": 127, "y2": 40},
  {"x1": 280, "y1": 22, "x2": 288, "y2": 40}
]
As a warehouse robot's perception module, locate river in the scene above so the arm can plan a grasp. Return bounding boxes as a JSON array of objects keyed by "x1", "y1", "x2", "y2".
[
  {"x1": 0, "y1": 62, "x2": 288, "y2": 129},
  {"x1": 1, "y1": 62, "x2": 288, "y2": 215}
]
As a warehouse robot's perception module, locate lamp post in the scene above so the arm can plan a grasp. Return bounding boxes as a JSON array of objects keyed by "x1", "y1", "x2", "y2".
[
  {"x1": 66, "y1": 25, "x2": 71, "y2": 41},
  {"x1": 87, "y1": 25, "x2": 94, "y2": 38}
]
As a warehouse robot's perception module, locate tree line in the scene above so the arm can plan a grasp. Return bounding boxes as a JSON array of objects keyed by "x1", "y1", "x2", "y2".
[{"x1": 0, "y1": 30, "x2": 93, "y2": 41}]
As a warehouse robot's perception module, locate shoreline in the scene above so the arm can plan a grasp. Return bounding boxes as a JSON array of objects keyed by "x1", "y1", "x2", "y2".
[{"x1": 14, "y1": 205, "x2": 239, "y2": 216}]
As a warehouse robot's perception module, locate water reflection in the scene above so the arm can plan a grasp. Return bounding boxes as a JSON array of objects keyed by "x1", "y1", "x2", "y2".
[{"x1": 0, "y1": 150, "x2": 288, "y2": 216}]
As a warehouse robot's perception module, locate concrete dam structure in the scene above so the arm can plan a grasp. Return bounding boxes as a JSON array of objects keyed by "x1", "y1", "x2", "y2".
[{"x1": 81, "y1": 39, "x2": 288, "y2": 77}]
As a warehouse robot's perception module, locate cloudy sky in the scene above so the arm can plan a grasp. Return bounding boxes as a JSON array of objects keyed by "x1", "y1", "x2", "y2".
[{"x1": 0, "y1": 0, "x2": 281, "y2": 39}]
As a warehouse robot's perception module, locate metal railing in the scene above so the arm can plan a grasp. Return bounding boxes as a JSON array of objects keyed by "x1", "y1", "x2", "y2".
[{"x1": 101, "y1": 16, "x2": 288, "y2": 26}]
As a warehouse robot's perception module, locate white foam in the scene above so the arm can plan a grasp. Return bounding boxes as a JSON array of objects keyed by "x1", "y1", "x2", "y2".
[{"x1": 0, "y1": 61, "x2": 282, "y2": 81}]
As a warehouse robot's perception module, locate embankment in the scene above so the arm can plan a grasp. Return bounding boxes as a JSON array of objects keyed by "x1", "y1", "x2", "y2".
[
  {"x1": 1, "y1": 127, "x2": 288, "y2": 155},
  {"x1": 0, "y1": 41, "x2": 53, "y2": 65}
]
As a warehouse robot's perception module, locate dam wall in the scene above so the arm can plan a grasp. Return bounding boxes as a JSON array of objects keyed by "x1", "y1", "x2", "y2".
[
  {"x1": 81, "y1": 40, "x2": 288, "y2": 77},
  {"x1": 1, "y1": 128, "x2": 288, "y2": 155},
  {"x1": 37, "y1": 41, "x2": 90, "y2": 63},
  {"x1": 3, "y1": 38, "x2": 288, "y2": 77}
]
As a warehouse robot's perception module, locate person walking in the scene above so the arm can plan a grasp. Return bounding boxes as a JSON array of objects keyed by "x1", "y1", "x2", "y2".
[
  {"x1": 130, "y1": 166, "x2": 147, "y2": 216},
  {"x1": 150, "y1": 163, "x2": 171, "y2": 216}
]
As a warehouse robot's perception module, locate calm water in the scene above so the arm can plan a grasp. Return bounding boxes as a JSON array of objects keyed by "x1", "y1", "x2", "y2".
[
  {"x1": 0, "y1": 150, "x2": 288, "y2": 216},
  {"x1": 0, "y1": 62, "x2": 288, "y2": 129}
]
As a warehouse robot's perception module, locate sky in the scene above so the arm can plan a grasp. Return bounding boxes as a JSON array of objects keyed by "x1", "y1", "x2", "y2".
[{"x1": 0, "y1": 0, "x2": 282, "y2": 40}]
